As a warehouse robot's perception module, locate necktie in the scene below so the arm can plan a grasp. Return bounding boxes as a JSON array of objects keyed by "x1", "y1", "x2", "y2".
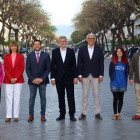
[{"x1": 37, "y1": 53, "x2": 39, "y2": 63}]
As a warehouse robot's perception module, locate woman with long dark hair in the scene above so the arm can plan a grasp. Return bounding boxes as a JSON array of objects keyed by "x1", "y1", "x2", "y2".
[
  {"x1": 109, "y1": 47, "x2": 129, "y2": 120},
  {"x1": 3, "y1": 42, "x2": 25, "y2": 122}
]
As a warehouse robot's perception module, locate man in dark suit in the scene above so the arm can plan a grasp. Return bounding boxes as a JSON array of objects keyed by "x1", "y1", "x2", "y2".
[
  {"x1": 78, "y1": 33, "x2": 104, "y2": 120},
  {"x1": 26, "y1": 40, "x2": 50, "y2": 122},
  {"x1": 51, "y1": 36, "x2": 78, "y2": 121},
  {"x1": 128, "y1": 44, "x2": 137, "y2": 62}
]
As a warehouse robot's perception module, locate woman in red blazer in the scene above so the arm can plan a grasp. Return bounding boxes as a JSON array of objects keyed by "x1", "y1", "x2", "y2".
[{"x1": 3, "y1": 41, "x2": 25, "y2": 122}]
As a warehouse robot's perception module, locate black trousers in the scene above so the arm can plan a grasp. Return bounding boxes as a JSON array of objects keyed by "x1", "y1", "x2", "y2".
[
  {"x1": 112, "y1": 92, "x2": 124, "y2": 114},
  {"x1": 56, "y1": 76, "x2": 75, "y2": 116}
]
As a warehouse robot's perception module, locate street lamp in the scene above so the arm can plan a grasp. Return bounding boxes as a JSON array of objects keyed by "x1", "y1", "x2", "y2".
[
  {"x1": 46, "y1": 38, "x2": 47, "y2": 47},
  {"x1": 26, "y1": 30, "x2": 30, "y2": 53},
  {"x1": 14, "y1": 24, "x2": 18, "y2": 42},
  {"x1": 101, "y1": 30, "x2": 104, "y2": 51},
  {"x1": 130, "y1": 13, "x2": 136, "y2": 45},
  {"x1": 95, "y1": 33, "x2": 98, "y2": 45},
  {"x1": 111, "y1": 23, "x2": 115, "y2": 56},
  {"x1": 39, "y1": 35, "x2": 41, "y2": 40},
  {"x1": 33, "y1": 33, "x2": 36, "y2": 41}
]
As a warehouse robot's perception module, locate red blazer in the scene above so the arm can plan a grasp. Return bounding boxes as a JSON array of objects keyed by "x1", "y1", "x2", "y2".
[{"x1": 3, "y1": 53, "x2": 25, "y2": 84}]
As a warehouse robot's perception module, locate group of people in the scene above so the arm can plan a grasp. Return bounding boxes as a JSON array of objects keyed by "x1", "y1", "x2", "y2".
[{"x1": 0, "y1": 33, "x2": 140, "y2": 122}]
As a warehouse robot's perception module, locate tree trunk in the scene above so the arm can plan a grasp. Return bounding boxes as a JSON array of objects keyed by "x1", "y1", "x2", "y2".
[
  {"x1": 104, "y1": 34, "x2": 109, "y2": 53},
  {"x1": 122, "y1": 29, "x2": 128, "y2": 55},
  {"x1": 117, "y1": 30, "x2": 122, "y2": 47},
  {"x1": 8, "y1": 27, "x2": 11, "y2": 43},
  {"x1": 2, "y1": 23, "x2": 5, "y2": 56}
]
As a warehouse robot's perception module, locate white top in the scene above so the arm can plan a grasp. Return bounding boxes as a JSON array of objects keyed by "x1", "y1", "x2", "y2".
[
  {"x1": 60, "y1": 47, "x2": 67, "y2": 63},
  {"x1": 88, "y1": 45, "x2": 94, "y2": 59}
]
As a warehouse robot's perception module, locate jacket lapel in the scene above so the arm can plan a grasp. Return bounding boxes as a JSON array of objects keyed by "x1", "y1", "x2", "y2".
[
  {"x1": 91, "y1": 45, "x2": 97, "y2": 60},
  {"x1": 14, "y1": 53, "x2": 20, "y2": 68},
  {"x1": 33, "y1": 52, "x2": 37, "y2": 65},
  {"x1": 38, "y1": 51, "x2": 43, "y2": 65},
  {"x1": 58, "y1": 47, "x2": 64, "y2": 63},
  {"x1": 64, "y1": 48, "x2": 69, "y2": 63},
  {"x1": 85, "y1": 45, "x2": 91, "y2": 60}
]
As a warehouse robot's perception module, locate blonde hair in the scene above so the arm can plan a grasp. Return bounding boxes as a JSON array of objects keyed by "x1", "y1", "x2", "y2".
[{"x1": 8, "y1": 41, "x2": 18, "y2": 55}]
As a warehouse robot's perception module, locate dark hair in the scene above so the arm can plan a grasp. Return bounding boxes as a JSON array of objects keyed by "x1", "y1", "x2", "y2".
[
  {"x1": 8, "y1": 41, "x2": 18, "y2": 55},
  {"x1": 112, "y1": 47, "x2": 128, "y2": 64},
  {"x1": 33, "y1": 40, "x2": 41, "y2": 45}
]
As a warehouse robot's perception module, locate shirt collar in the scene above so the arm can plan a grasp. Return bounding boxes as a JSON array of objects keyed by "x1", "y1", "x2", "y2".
[
  {"x1": 35, "y1": 50, "x2": 41, "y2": 54},
  {"x1": 88, "y1": 45, "x2": 94, "y2": 49},
  {"x1": 60, "y1": 47, "x2": 67, "y2": 51}
]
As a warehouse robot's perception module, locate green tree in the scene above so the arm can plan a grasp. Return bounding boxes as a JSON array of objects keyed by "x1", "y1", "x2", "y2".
[{"x1": 71, "y1": 30, "x2": 81, "y2": 44}]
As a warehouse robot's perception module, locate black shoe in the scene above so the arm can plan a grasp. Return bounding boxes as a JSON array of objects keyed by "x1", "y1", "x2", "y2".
[
  {"x1": 79, "y1": 113, "x2": 86, "y2": 120},
  {"x1": 56, "y1": 115, "x2": 65, "y2": 121},
  {"x1": 95, "y1": 114, "x2": 102, "y2": 120},
  {"x1": 70, "y1": 116, "x2": 76, "y2": 121}
]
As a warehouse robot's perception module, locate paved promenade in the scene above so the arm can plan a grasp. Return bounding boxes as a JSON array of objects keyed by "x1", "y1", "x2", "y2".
[{"x1": 0, "y1": 56, "x2": 140, "y2": 140}]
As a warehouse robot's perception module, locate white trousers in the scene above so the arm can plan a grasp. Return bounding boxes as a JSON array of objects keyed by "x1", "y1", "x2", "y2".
[
  {"x1": 82, "y1": 74, "x2": 100, "y2": 115},
  {"x1": 5, "y1": 84, "x2": 22, "y2": 118}
]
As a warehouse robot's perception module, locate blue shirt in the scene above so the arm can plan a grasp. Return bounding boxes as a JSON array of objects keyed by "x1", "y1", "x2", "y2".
[{"x1": 110, "y1": 61, "x2": 127, "y2": 87}]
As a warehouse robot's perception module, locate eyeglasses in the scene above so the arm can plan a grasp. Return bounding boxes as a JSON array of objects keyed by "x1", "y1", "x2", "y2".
[
  {"x1": 59, "y1": 41, "x2": 66, "y2": 43},
  {"x1": 87, "y1": 38, "x2": 95, "y2": 40}
]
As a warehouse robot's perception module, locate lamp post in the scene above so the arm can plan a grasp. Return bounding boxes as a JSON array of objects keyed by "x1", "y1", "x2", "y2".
[
  {"x1": 130, "y1": 13, "x2": 136, "y2": 45},
  {"x1": 39, "y1": 35, "x2": 41, "y2": 40},
  {"x1": 111, "y1": 23, "x2": 115, "y2": 56},
  {"x1": 95, "y1": 33, "x2": 98, "y2": 45},
  {"x1": 33, "y1": 33, "x2": 36, "y2": 41},
  {"x1": 101, "y1": 30, "x2": 104, "y2": 51},
  {"x1": 14, "y1": 24, "x2": 18, "y2": 42},
  {"x1": 26, "y1": 30, "x2": 30, "y2": 53},
  {"x1": 46, "y1": 38, "x2": 47, "y2": 47}
]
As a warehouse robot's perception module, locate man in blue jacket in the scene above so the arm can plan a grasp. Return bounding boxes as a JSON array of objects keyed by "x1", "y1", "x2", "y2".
[
  {"x1": 78, "y1": 33, "x2": 104, "y2": 120},
  {"x1": 129, "y1": 44, "x2": 137, "y2": 62},
  {"x1": 26, "y1": 40, "x2": 50, "y2": 122}
]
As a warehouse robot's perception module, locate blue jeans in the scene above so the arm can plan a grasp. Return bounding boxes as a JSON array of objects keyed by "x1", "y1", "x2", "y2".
[{"x1": 29, "y1": 84, "x2": 47, "y2": 115}]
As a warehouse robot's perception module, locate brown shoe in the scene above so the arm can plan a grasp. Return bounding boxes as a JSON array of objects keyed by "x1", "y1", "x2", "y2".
[
  {"x1": 112, "y1": 114, "x2": 118, "y2": 120},
  {"x1": 41, "y1": 115, "x2": 46, "y2": 121},
  {"x1": 14, "y1": 118, "x2": 18, "y2": 122},
  {"x1": 5, "y1": 118, "x2": 11, "y2": 122},
  {"x1": 28, "y1": 115, "x2": 34, "y2": 122},
  {"x1": 117, "y1": 115, "x2": 122, "y2": 120}
]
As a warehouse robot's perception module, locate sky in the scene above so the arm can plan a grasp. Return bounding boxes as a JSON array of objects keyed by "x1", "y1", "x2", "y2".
[{"x1": 40, "y1": 0, "x2": 84, "y2": 25}]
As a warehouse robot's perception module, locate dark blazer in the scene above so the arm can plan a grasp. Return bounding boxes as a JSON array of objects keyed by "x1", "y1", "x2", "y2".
[
  {"x1": 3, "y1": 53, "x2": 25, "y2": 84},
  {"x1": 26, "y1": 51, "x2": 51, "y2": 85},
  {"x1": 129, "y1": 47, "x2": 137, "y2": 58},
  {"x1": 51, "y1": 47, "x2": 78, "y2": 81},
  {"x1": 77, "y1": 45, "x2": 104, "y2": 78},
  {"x1": 109, "y1": 61, "x2": 129, "y2": 83}
]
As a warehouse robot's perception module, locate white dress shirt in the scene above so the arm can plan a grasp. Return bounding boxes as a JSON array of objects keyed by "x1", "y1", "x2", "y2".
[
  {"x1": 60, "y1": 47, "x2": 67, "y2": 63},
  {"x1": 88, "y1": 45, "x2": 94, "y2": 59},
  {"x1": 35, "y1": 50, "x2": 41, "y2": 58},
  {"x1": 51, "y1": 47, "x2": 67, "y2": 81}
]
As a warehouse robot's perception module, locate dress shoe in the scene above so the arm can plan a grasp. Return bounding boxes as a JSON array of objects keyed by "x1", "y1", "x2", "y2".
[
  {"x1": 79, "y1": 113, "x2": 86, "y2": 120},
  {"x1": 41, "y1": 115, "x2": 46, "y2": 121},
  {"x1": 95, "y1": 114, "x2": 102, "y2": 120},
  {"x1": 14, "y1": 118, "x2": 18, "y2": 122},
  {"x1": 56, "y1": 115, "x2": 65, "y2": 121},
  {"x1": 70, "y1": 116, "x2": 76, "y2": 121},
  {"x1": 5, "y1": 118, "x2": 11, "y2": 122},
  {"x1": 28, "y1": 115, "x2": 34, "y2": 122}
]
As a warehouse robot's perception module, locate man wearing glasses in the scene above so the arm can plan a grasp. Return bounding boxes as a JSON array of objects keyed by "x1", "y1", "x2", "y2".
[
  {"x1": 51, "y1": 36, "x2": 78, "y2": 121},
  {"x1": 78, "y1": 33, "x2": 104, "y2": 120}
]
